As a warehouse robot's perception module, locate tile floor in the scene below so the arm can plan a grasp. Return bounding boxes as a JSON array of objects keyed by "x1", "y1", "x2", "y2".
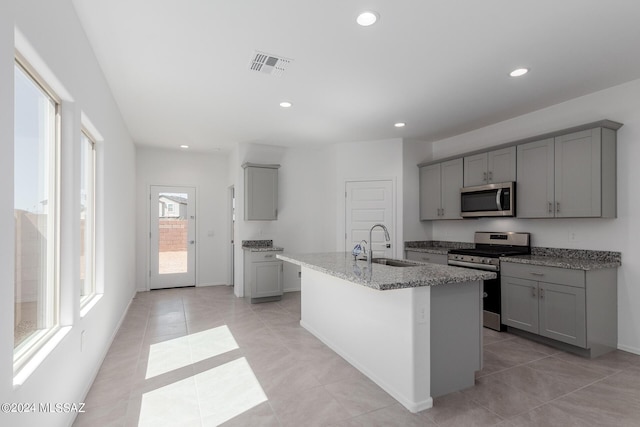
[{"x1": 73, "y1": 286, "x2": 640, "y2": 427}]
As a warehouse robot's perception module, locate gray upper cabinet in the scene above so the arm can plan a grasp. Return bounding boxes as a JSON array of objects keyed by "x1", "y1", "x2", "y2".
[
  {"x1": 243, "y1": 163, "x2": 280, "y2": 220},
  {"x1": 419, "y1": 158, "x2": 463, "y2": 220},
  {"x1": 517, "y1": 128, "x2": 616, "y2": 218},
  {"x1": 555, "y1": 128, "x2": 616, "y2": 218},
  {"x1": 517, "y1": 138, "x2": 555, "y2": 218},
  {"x1": 463, "y1": 147, "x2": 516, "y2": 187}
]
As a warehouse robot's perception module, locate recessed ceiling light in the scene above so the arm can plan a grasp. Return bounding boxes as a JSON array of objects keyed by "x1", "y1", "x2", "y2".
[
  {"x1": 180, "y1": 145, "x2": 189, "y2": 149},
  {"x1": 279, "y1": 101, "x2": 292, "y2": 108},
  {"x1": 509, "y1": 68, "x2": 529, "y2": 77},
  {"x1": 356, "y1": 11, "x2": 379, "y2": 27},
  {"x1": 394, "y1": 122, "x2": 406, "y2": 128}
]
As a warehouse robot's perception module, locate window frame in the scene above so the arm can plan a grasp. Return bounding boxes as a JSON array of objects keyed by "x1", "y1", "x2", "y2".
[
  {"x1": 80, "y1": 128, "x2": 97, "y2": 306},
  {"x1": 13, "y1": 54, "x2": 62, "y2": 374}
]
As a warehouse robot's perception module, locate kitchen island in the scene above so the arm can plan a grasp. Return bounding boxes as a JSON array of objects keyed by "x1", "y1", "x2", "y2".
[{"x1": 277, "y1": 252, "x2": 496, "y2": 412}]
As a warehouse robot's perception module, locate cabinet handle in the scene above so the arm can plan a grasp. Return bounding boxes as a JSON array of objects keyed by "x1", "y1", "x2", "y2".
[
  {"x1": 530, "y1": 272, "x2": 544, "y2": 277},
  {"x1": 488, "y1": 171, "x2": 493, "y2": 182},
  {"x1": 531, "y1": 286, "x2": 537, "y2": 297},
  {"x1": 483, "y1": 172, "x2": 487, "y2": 183},
  {"x1": 441, "y1": 208, "x2": 445, "y2": 216},
  {"x1": 556, "y1": 202, "x2": 560, "y2": 213},
  {"x1": 422, "y1": 257, "x2": 431, "y2": 261},
  {"x1": 265, "y1": 254, "x2": 274, "y2": 258},
  {"x1": 540, "y1": 288, "x2": 545, "y2": 299},
  {"x1": 548, "y1": 202, "x2": 553, "y2": 214}
]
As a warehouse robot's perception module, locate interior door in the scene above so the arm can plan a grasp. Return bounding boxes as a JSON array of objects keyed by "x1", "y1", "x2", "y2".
[
  {"x1": 345, "y1": 180, "x2": 394, "y2": 259},
  {"x1": 149, "y1": 185, "x2": 196, "y2": 289}
]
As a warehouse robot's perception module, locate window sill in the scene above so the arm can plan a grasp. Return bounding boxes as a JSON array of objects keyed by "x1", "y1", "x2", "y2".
[
  {"x1": 80, "y1": 293, "x2": 103, "y2": 318},
  {"x1": 13, "y1": 326, "x2": 72, "y2": 388}
]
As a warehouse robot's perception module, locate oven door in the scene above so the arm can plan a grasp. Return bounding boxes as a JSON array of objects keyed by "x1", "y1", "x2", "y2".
[
  {"x1": 460, "y1": 182, "x2": 515, "y2": 217},
  {"x1": 482, "y1": 277, "x2": 503, "y2": 331}
]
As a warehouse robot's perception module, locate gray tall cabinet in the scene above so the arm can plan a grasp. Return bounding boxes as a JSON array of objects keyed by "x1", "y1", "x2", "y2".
[{"x1": 517, "y1": 128, "x2": 617, "y2": 218}]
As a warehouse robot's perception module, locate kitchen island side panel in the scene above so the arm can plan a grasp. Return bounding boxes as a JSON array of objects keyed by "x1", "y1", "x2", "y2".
[{"x1": 299, "y1": 266, "x2": 432, "y2": 412}]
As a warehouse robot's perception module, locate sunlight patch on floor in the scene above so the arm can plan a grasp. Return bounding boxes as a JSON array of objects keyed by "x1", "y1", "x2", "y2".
[
  {"x1": 139, "y1": 357, "x2": 267, "y2": 426},
  {"x1": 145, "y1": 325, "x2": 239, "y2": 379}
]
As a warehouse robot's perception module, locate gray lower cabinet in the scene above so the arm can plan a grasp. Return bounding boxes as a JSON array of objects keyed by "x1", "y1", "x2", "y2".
[
  {"x1": 419, "y1": 158, "x2": 463, "y2": 220},
  {"x1": 405, "y1": 250, "x2": 447, "y2": 265},
  {"x1": 501, "y1": 262, "x2": 616, "y2": 357},
  {"x1": 516, "y1": 127, "x2": 617, "y2": 218},
  {"x1": 244, "y1": 251, "x2": 283, "y2": 303}
]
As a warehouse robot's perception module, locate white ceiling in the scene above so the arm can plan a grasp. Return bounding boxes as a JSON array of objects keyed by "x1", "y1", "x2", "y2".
[{"x1": 72, "y1": 0, "x2": 640, "y2": 152}]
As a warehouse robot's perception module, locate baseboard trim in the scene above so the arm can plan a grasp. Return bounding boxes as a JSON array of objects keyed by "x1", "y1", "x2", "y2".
[{"x1": 618, "y1": 343, "x2": 640, "y2": 355}]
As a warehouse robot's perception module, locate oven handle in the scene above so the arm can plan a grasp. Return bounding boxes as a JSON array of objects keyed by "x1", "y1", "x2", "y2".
[
  {"x1": 496, "y1": 188, "x2": 503, "y2": 211},
  {"x1": 448, "y1": 260, "x2": 499, "y2": 271}
]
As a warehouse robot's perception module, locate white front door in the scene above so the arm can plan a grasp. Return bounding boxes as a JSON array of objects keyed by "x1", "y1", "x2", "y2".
[
  {"x1": 345, "y1": 180, "x2": 394, "y2": 259},
  {"x1": 149, "y1": 185, "x2": 196, "y2": 289}
]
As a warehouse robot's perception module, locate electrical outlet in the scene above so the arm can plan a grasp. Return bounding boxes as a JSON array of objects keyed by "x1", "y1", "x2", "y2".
[{"x1": 417, "y1": 306, "x2": 427, "y2": 324}]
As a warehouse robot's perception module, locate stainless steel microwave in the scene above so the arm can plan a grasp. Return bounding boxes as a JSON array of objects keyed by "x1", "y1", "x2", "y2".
[{"x1": 460, "y1": 182, "x2": 515, "y2": 218}]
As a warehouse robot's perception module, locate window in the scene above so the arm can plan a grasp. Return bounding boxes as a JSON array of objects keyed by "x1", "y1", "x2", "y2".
[
  {"x1": 14, "y1": 58, "x2": 60, "y2": 368},
  {"x1": 80, "y1": 130, "x2": 96, "y2": 303}
]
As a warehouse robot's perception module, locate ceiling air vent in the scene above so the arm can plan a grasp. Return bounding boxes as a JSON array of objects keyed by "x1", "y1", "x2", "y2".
[{"x1": 249, "y1": 51, "x2": 292, "y2": 76}]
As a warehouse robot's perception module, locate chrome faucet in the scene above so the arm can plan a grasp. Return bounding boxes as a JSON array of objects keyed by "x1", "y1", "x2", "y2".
[{"x1": 368, "y1": 223, "x2": 391, "y2": 267}]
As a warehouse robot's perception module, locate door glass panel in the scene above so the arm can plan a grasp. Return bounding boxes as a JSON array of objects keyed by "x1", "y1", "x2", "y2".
[{"x1": 158, "y1": 192, "x2": 188, "y2": 274}]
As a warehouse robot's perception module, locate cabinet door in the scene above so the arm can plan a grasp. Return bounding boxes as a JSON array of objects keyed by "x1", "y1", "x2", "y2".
[
  {"x1": 440, "y1": 158, "x2": 463, "y2": 219},
  {"x1": 538, "y1": 282, "x2": 586, "y2": 348},
  {"x1": 245, "y1": 167, "x2": 278, "y2": 220},
  {"x1": 463, "y1": 153, "x2": 488, "y2": 187},
  {"x1": 488, "y1": 146, "x2": 516, "y2": 183},
  {"x1": 405, "y1": 251, "x2": 447, "y2": 265},
  {"x1": 252, "y1": 261, "x2": 283, "y2": 298},
  {"x1": 501, "y1": 276, "x2": 539, "y2": 334},
  {"x1": 419, "y1": 163, "x2": 442, "y2": 220},
  {"x1": 554, "y1": 129, "x2": 601, "y2": 218},
  {"x1": 517, "y1": 138, "x2": 555, "y2": 218}
]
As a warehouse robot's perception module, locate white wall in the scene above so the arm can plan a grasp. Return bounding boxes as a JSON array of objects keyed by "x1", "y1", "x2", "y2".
[
  {"x1": 0, "y1": 0, "x2": 16, "y2": 416},
  {"x1": 232, "y1": 143, "x2": 337, "y2": 295},
  {"x1": 334, "y1": 139, "x2": 404, "y2": 257},
  {"x1": 135, "y1": 147, "x2": 230, "y2": 290},
  {"x1": 1, "y1": 1, "x2": 137, "y2": 426},
  {"x1": 422, "y1": 79, "x2": 640, "y2": 354}
]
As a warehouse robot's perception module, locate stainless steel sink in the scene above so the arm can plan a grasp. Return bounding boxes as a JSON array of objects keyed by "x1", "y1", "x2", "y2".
[{"x1": 370, "y1": 258, "x2": 420, "y2": 267}]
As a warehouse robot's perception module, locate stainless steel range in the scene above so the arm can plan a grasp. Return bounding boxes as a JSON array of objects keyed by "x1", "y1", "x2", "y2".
[{"x1": 448, "y1": 232, "x2": 531, "y2": 331}]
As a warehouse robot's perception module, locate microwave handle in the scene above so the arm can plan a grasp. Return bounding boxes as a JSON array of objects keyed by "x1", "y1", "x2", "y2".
[{"x1": 496, "y1": 188, "x2": 503, "y2": 211}]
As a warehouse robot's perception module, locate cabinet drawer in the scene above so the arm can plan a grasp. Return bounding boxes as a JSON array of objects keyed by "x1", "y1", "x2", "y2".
[
  {"x1": 501, "y1": 262, "x2": 584, "y2": 288},
  {"x1": 405, "y1": 251, "x2": 447, "y2": 265},
  {"x1": 251, "y1": 251, "x2": 282, "y2": 262}
]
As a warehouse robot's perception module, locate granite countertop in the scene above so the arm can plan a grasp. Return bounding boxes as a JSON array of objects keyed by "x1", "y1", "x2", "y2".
[
  {"x1": 277, "y1": 252, "x2": 496, "y2": 291},
  {"x1": 404, "y1": 240, "x2": 473, "y2": 255},
  {"x1": 241, "y1": 239, "x2": 284, "y2": 252},
  {"x1": 405, "y1": 241, "x2": 621, "y2": 271},
  {"x1": 404, "y1": 247, "x2": 451, "y2": 255},
  {"x1": 244, "y1": 246, "x2": 284, "y2": 252},
  {"x1": 500, "y1": 248, "x2": 622, "y2": 271}
]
